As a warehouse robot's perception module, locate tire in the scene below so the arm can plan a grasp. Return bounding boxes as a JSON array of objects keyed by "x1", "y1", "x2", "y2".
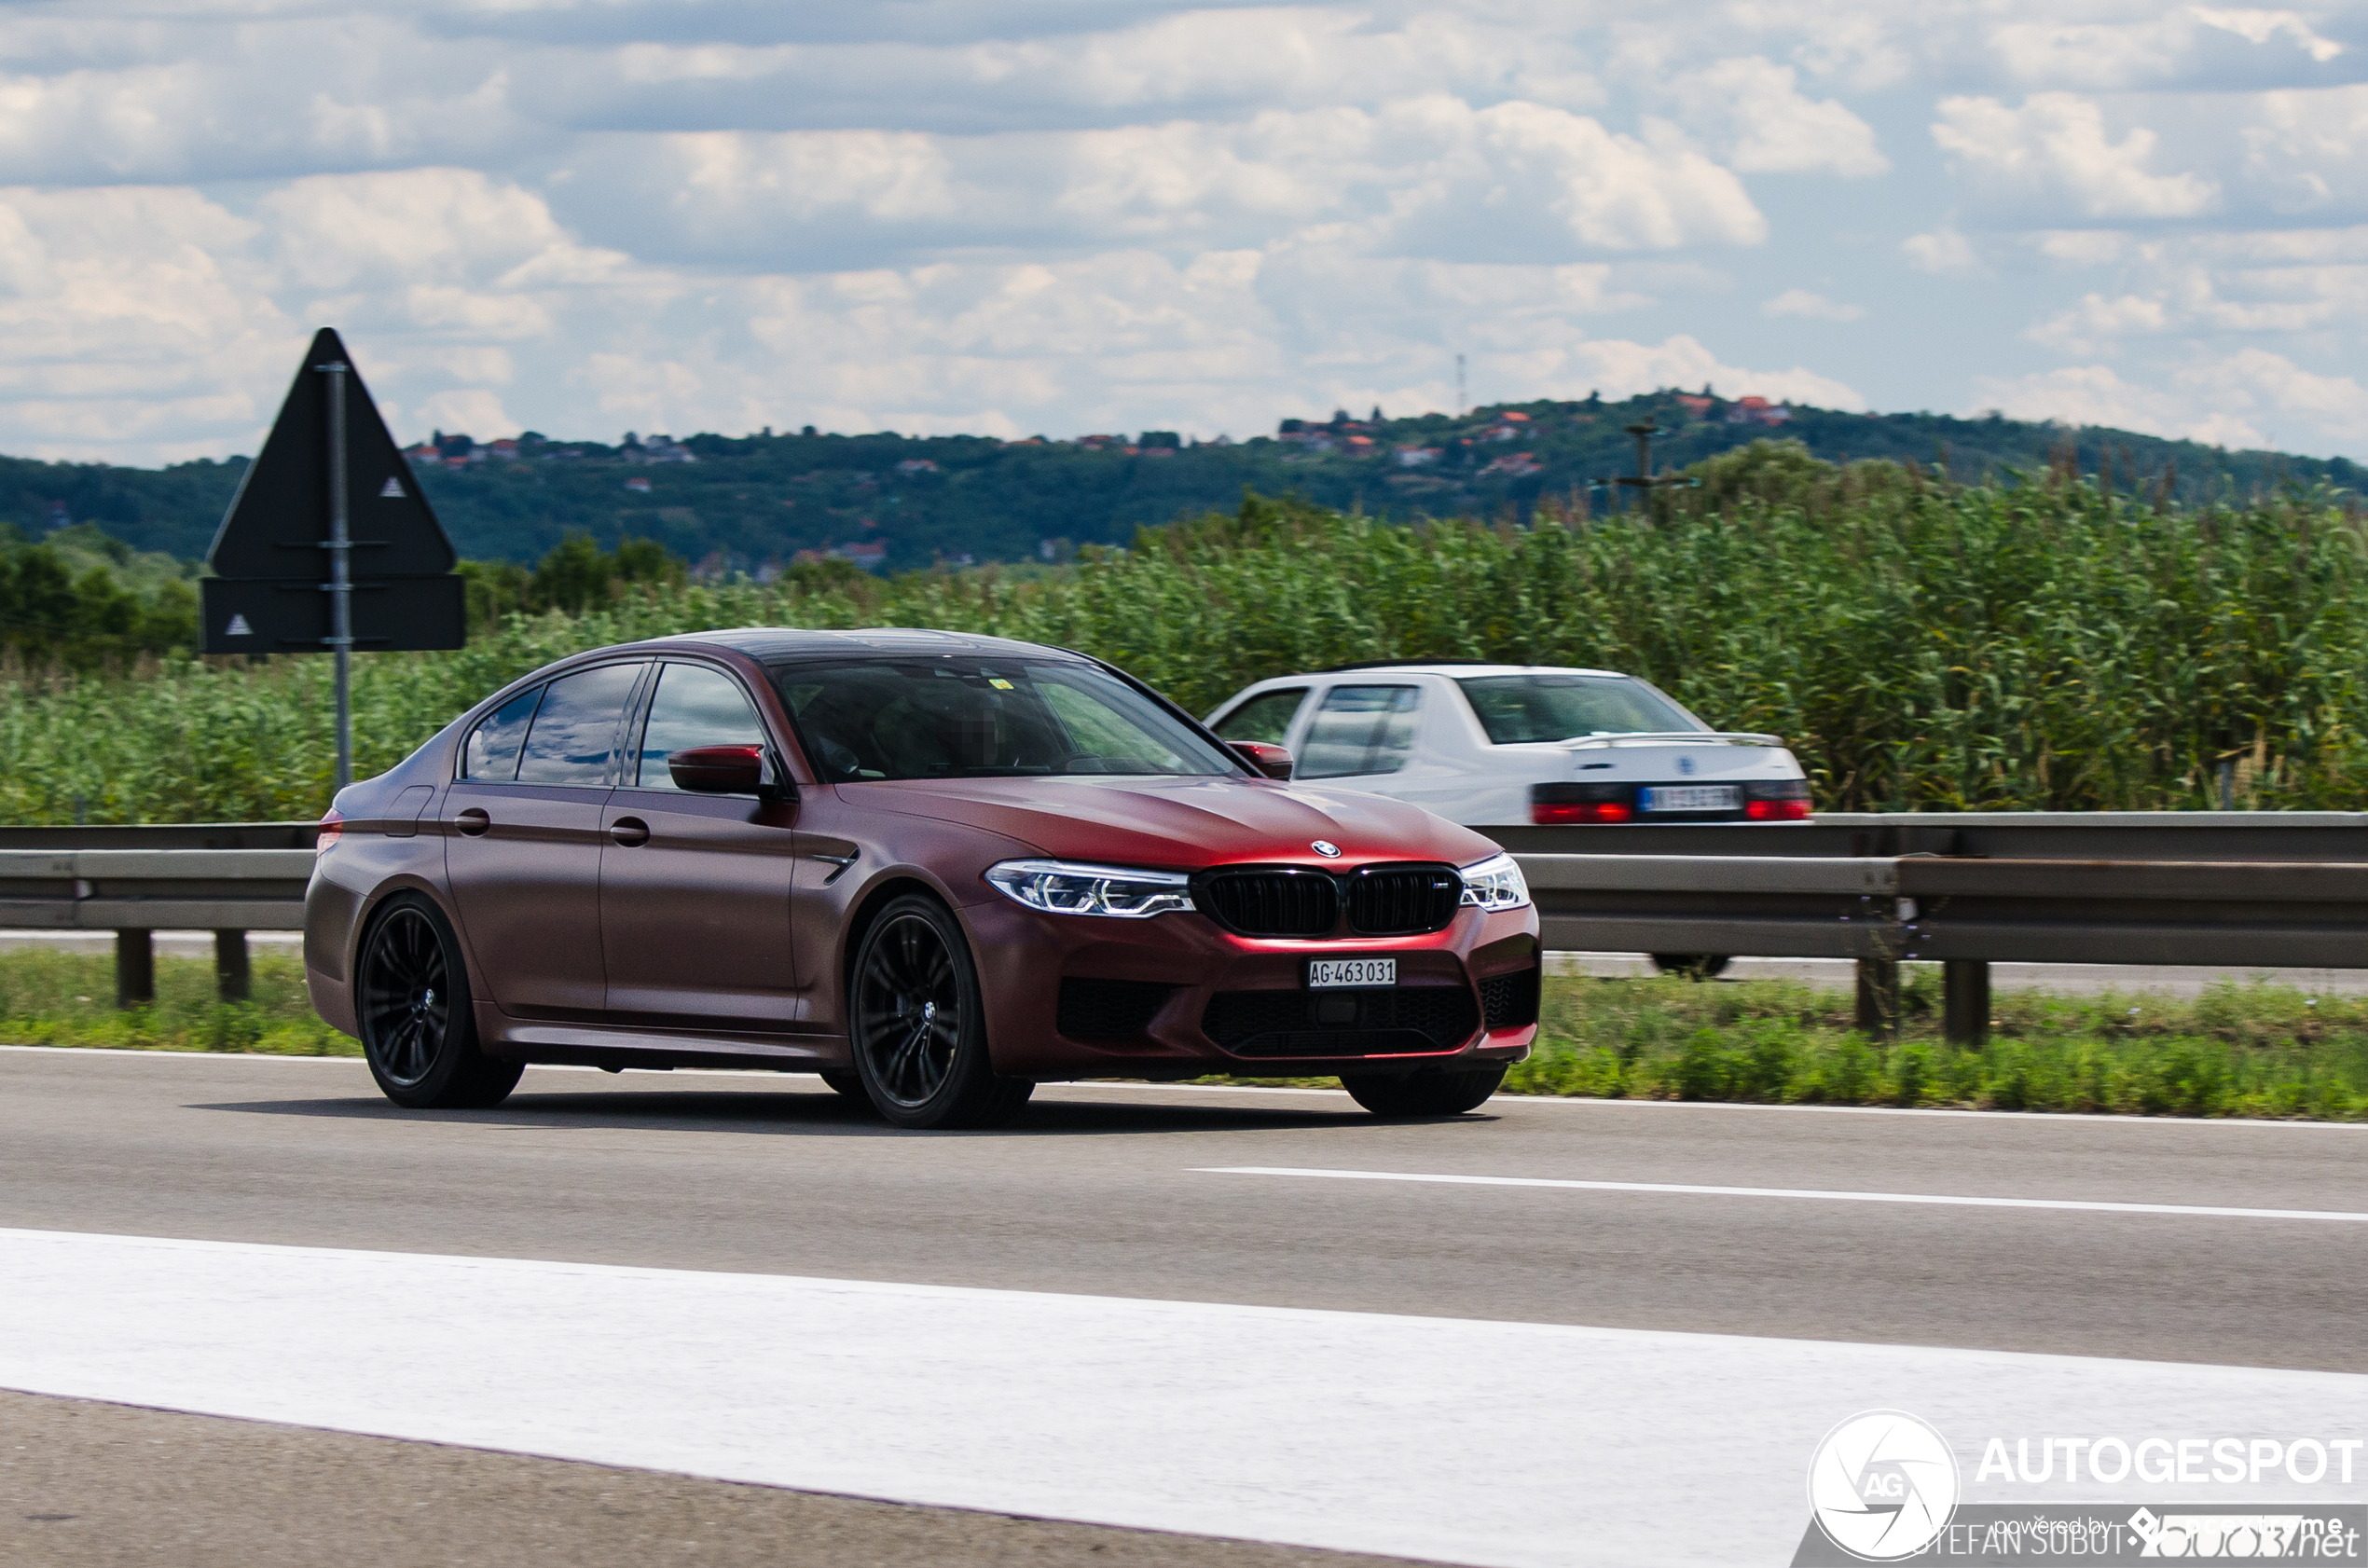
[
  {"x1": 1649, "y1": 953, "x2": 1731, "y2": 980},
  {"x1": 355, "y1": 893, "x2": 523, "y2": 1110},
  {"x1": 1343, "y1": 1065, "x2": 1508, "y2": 1118},
  {"x1": 818, "y1": 1068, "x2": 867, "y2": 1101},
  {"x1": 848, "y1": 894, "x2": 1033, "y2": 1130}
]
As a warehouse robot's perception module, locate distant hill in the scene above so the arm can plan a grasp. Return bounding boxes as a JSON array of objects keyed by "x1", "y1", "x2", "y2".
[{"x1": 3, "y1": 391, "x2": 2359, "y2": 573}]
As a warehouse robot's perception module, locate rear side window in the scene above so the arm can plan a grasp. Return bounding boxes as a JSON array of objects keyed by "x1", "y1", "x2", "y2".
[
  {"x1": 1214, "y1": 688, "x2": 1308, "y2": 745},
  {"x1": 1297, "y1": 685, "x2": 1421, "y2": 778},
  {"x1": 633, "y1": 664, "x2": 768, "y2": 790},
  {"x1": 516, "y1": 663, "x2": 646, "y2": 785},
  {"x1": 1456, "y1": 674, "x2": 1702, "y2": 744},
  {"x1": 463, "y1": 686, "x2": 544, "y2": 780}
]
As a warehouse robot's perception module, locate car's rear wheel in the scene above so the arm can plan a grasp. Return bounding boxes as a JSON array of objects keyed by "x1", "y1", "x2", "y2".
[
  {"x1": 1342, "y1": 1064, "x2": 1507, "y2": 1118},
  {"x1": 357, "y1": 895, "x2": 523, "y2": 1109},
  {"x1": 1649, "y1": 953, "x2": 1731, "y2": 980},
  {"x1": 850, "y1": 895, "x2": 1033, "y2": 1130}
]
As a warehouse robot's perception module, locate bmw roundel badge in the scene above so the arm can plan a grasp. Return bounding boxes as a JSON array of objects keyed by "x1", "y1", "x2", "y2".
[{"x1": 1312, "y1": 840, "x2": 1342, "y2": 858}]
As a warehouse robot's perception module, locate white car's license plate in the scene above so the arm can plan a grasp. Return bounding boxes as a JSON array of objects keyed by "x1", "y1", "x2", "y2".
[
  {"x1": 1308, "y1": 957, "x2": 1397, "y2": 989},
  {"x1": 1640, "y1": 785, "x2": 1740, "y2": 813}
]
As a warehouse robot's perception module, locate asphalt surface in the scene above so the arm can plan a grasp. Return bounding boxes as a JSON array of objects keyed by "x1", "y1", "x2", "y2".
[
  {"x1": 0, "y1": 1389, "x2": 1417, "y2": 1568},
  {"x1": 4, "y1": 1047, "x2": 2364, "y2": 1370},
  {"x1": 7, "y1": 1048, "x2": 2367, "y2": 1566}
]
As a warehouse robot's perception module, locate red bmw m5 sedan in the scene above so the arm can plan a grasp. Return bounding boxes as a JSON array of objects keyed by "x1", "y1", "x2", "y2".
[{"x1": 304, "y1": 628, "x2": 1542, "y2": 1129}]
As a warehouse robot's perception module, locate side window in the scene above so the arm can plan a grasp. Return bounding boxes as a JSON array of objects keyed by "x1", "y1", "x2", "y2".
[
  {"x1": 1297, "y1": 685, "x2": 1421, "y2": 779},
  {"x1": 515, "y1": 663, "x2": 645, "y2": 786},
  {"x1": 1214, "y1": 688, "x2": 1308, "y2": 745},
  {"x1": 463, "y1": 686, "x2": 544, "y2": 780},
  {"x1": 633, "y1": 664, "x2": 768, "y2": 790}
]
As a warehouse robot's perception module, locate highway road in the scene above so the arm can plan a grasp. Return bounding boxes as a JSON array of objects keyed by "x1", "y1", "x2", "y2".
[{"x1": 6, "y1": 1047, "x2": 2367, "y2": 1567}]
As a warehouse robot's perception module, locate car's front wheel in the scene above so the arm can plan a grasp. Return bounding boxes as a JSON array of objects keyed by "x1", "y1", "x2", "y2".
[
  {"x1": 356, "y1": 894, "x2": 523, "y2": 1109},
  {"x1": 1342, "y1": 1065, "x2": 1507, "y2": 1118},
  {"x1": 849, "y1": 894, "x2": 1033, "y2": 1130}
]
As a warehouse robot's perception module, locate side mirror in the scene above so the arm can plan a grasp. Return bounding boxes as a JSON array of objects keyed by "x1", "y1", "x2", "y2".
[
  {"x1": 1230, "y1": 741, "x2": 1293, "y2": 780},
  {"x1": 668, "y1": 744, "x2": 794, "y2": 800}
]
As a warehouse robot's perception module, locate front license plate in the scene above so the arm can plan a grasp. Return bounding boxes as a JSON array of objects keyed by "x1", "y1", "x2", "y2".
[
  {"x1": 1308, "y1": 957, "x2": 1397, "y2": 989},
  {"x1": 1640, "y1": 785, "x2": 1740, "y2": 813}
]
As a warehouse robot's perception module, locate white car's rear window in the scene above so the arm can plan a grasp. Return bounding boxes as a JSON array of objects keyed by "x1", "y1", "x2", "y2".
[{"x1": 1457, "y1": 674, "x2": 1702, "y2": 744}]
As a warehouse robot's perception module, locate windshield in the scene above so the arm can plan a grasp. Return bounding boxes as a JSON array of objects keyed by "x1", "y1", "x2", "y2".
[
  {"x1": 1456, "y1": 673, "x2": 1704, "y2": 744},
  {"x1": 769, "y1": 657, "x2": 1239, "y2": 781}
]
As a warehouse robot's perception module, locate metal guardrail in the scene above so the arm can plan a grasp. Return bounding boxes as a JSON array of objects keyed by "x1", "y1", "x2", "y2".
[
  {"x1": 0, "y1": 832, "x2": 316, "y2": 1005},
  {"x1": 1497, "y1": 813, "x2": 2368, "y2": 1043},
  {"x1": 6, "y1": 813, "x2": 2367, "y2": 1022}
]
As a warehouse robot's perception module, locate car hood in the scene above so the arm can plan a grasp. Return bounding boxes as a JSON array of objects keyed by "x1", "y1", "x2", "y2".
[{"x1": 843, "y1": 775, "x2": 1500, "y2": 871}]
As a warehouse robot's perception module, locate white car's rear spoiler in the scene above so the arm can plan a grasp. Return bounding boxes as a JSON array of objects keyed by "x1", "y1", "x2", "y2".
[{"x1": 1561, "y1": 731, "x2": 1787, "y2": 750}]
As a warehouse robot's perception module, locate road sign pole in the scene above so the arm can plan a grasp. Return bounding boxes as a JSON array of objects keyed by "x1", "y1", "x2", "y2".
[{"x1": 320, "y1": 358, "x2": 353, "y2": 793}]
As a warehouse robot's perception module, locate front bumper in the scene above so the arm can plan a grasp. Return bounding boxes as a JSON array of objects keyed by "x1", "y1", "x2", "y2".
[{"x1": 962, "y1": 897, "x2": 1541, "y2": 1079}]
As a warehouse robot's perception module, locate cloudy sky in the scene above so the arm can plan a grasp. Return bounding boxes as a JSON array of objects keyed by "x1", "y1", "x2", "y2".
[{"x1": 2, "y1": 0, "x2": 2365, "y2": 465}]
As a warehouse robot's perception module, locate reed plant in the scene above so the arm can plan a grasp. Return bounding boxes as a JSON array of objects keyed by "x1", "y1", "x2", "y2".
[{"x1": 3, "y1": 447, "x2": 2363, "y2": 822}]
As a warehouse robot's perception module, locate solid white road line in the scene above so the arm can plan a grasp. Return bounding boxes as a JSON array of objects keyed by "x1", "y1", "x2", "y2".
[
  {"x1": 4, "y1": 1229, "x2": 2365, "y2": 1568},
  {"x1": 1196, "y1": 1166, "x2": 2368, "y2": 1223}
]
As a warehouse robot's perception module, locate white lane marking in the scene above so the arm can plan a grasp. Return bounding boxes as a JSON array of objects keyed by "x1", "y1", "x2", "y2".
[
  {"x1": 1197, "y1": 1166, "x2": 2368, "y2": 1223},
  {"x1": 4, "y1": 1229, "x2": 2364, "y2": 1568}
]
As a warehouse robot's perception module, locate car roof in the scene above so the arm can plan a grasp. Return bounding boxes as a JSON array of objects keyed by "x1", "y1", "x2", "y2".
[
  {"x1": 1306, "y1": 662, "x2": 1638, "y2": 680},
  {"x1": 622, "y1": 626, "x2": 1082, "y2": 662}
]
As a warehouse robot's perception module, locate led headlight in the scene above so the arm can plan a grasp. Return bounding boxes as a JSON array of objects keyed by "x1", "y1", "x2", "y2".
[
  {"x1": 1458, "y1": 852, "x2": 1531, "y2": 912},
  {"x1": 984, "y1": 860, "x2": 1194, "y2": 918}
]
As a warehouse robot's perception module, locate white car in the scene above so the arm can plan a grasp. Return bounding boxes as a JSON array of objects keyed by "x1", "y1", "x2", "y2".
[{"x1": 1205, "y1": 663, "x2": 1810, "y2": 828}]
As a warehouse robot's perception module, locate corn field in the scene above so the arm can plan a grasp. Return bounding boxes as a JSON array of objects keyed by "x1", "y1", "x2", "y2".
[{"x1": 4, "y1": 446, "x2": 2362, "y2": 824}]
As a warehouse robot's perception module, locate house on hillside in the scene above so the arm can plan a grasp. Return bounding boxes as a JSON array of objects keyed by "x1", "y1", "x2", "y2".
[
  {"x1": 1728, "y1": 397, "x2": 1792, "y2": 426},
  {"x1": 896, "y1": 459, "x2": 939, "y2": 475},
  {"x1": 624, "y1": 476, "x2": 653, "y2": 493},
  {"x1": 1394, "y1": 446, "x2": 1440, "y2": 467}
]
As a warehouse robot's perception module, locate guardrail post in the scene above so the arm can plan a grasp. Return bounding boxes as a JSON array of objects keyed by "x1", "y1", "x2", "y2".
[
  {"x1": 214, "y1": 929, "x2": 251, "y2": 1004},
  {"x1": 115, "y1": 929, "x2": 154, "y2": 1010},
  {"x1": 1943, "y1": 960, "x2": 1989, "y2": 1046},
  {"x1": 1854, "y1": 959, "x2": 1899, "y2": 1040}
]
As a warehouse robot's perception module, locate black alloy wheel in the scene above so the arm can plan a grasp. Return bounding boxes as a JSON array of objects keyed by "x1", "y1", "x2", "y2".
[
  {"x1": 1649, "y1": 954, "x2": 1732, "y2": 981},
  {"x1": 849, "y1": 894, "x2": 1033, "y2": 1130},
  {"x1": 1342, "y1": 1064, "x2": 1508, "y2": 1118},
  {"x1": 357, "y1": 895, "x2": 523, "y2": 1109}
]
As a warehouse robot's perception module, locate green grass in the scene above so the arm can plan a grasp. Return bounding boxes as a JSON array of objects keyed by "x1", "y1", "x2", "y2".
[
  {"x1": 1500, "y1": 970, "x2": 2368, "y2": 1120},
  {"x1": 0, "y1": 948, "x2": 353, "y2": 1057},
  {"x1": 11, "y1": 950, "x2": 2365, "y2": 1121}
]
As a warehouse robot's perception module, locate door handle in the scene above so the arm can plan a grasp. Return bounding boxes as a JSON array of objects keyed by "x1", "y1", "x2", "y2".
[
  {"x1": 455, "y1": 808, "x2": 490, "y2": 838},
  {"x1": 610, "y1": 817, "x2": 651, "y2": 847}
]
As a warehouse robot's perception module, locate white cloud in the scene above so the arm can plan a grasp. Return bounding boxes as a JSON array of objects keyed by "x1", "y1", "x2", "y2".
[
  {"x1": 1902, "y1": 227, "x2": 1983, "y2": 276},
  {"x1": 1933, "y1": 94, "x2": 2219, "y2": 219},
  {"x1": 2193, "y1": 8, "x2": 2345, "y2": 63},
  {"x1": 1665, "y1": 57, "x2": 1889, "y2": 176},
  {"x1": 1763, "y1": 287, "x2": 1865, "y2": 320},
  {"x1": 0, "y1": 1, "x2": 2361, "y2": 470},
  {"x1": 1973, "y1": 350, "x2": 2368, "y2": 449}
]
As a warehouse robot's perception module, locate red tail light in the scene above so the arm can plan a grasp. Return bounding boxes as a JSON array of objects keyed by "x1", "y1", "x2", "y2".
[
  {"x1": 316, "y1": 809, "x2": 343, "y2": 849},
  {"x1": 1744, "y1": 798, "x2": 1812, "y2": 821},
  {"x1": 1532, "y1": 801, "x2": 1634, "y2": 824}
]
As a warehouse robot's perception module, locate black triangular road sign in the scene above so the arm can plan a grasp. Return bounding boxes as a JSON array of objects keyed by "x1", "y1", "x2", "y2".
[{"x1": 206, "y1": 327, "x2": 456, "y2": 581}]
